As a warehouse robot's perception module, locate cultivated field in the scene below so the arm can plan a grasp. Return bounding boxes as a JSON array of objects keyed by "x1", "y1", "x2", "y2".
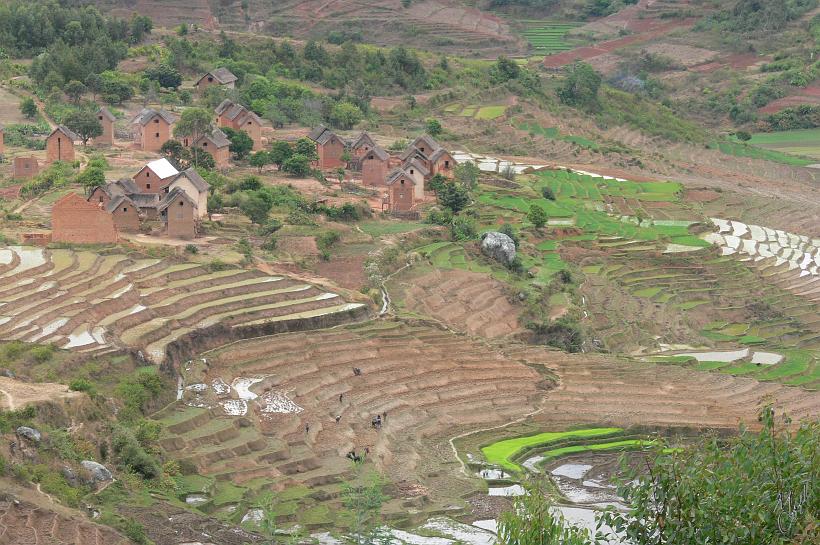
[
  {"x1": 0, "y1": 246, "x2": 367, "y2": 362},
  {"x1": 746, "y1": 129, "x2": 820, "y2": 160}
]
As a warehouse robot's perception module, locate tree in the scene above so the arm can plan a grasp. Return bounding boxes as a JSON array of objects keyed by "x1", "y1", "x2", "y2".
[
  {"x1": 145, "y1": 64, "x2": 182, "y2": 90},
  {"x1": 527, "y1": 204, "x2": 548, "y2": 229},
  {"x1": 20, "y1": 97, "x2": 37, "y2": 119},
  {"x1": 599, "y1": 408, "x2": 819, "y2": 545},
  {"x1": 269, "y1": 141, "x2": 293, "y2": 170},
  {"x1": 294, "y1": 138, "x2": 318, "y2": 161},
  {"x1": 490, "y1": 56, "x2": 521, "y2": 84},
  {"x1": 129, "y1": 14, "x2": 153, "y2": 44},
  {"x1": 427, "y1": 173, "x2": 447, "y2": 194},
  {"x1": 454, "y1": 161, "x2": 480, "y2": 189},
  {"x1": 557, "y1": 62, "x2": 602, "y2": 110},
  {"x1": 426, "y1": 118, "x2": 443, "y2": 136},
  {"x1": 222, "y1": 127, "x2": 254, "y2": 160},
  {"x1": 438, "y1": 181, "x2": 470, "y2": 213},
  {"x1": 78, "y1": 166, "x2": 105, "y2": 189},
  {"x1": 64, "y1": 110, "x2": 102, "y2": 145},
  {"x1": 85, "y1": 73, "x2": 102, "y2": 100},
  {"x1": 735, "y1": 130, "x2": 752, "y2": 141},
  {"x1": 160, "y1": 139, "x2": 191, "y2": 170},
  {"x1": 190, "y1": 148, "x2": 215, "y2": 171},
  {"x1": 64, "y1": 80, "x2": 87, "y2": 104},
  {"x1": 498, "y1": 481, "x2": 592, "y2": 545},
  {"x1": 282, "y1": 154, "x2": 312, "y2": 177},
  {"x1": 207, "y1": 193, "x2": 223, "y2": 220},
  {"x1": 541, "y1": 186, "x2": 556, "y2": 201},
  {"x1": 341, "y1": 469, "x2": 388, "y2": 545},
  {"x1": 329, "y1": 101, "x2": 363, "y2": 130},
  {"x1": 174, "y1": 108, "x2": 213, "y2": 143},
  {"x1": 240, "y1": 191, "x2": 273, "y2": 224},
  {"x1": 249, "y1": 151, "x2": 270, "y2": 172},
  {"x1": 336, "y1": 167, "x2": 346, "y2": 183}
]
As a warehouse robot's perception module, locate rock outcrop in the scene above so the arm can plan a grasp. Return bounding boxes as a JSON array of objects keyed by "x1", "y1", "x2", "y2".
[{"x1": 480, "y1": 231, "x2": 516, "y2": 267}]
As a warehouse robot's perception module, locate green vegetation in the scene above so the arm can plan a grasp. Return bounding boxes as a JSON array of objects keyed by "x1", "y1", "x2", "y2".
[
  {"x1": 716, "y1": 138, "x2": 814, "y2": 166},
  {"x1": 519, "y1": 21, "x2": 580, "y2": 55},
  {"x1": 481, "y1": 428, "x2": 623, "y2": 471},
  {"x1": 744, "y1": 128, "x2": 820, "y2": 160},
  {"x1": 518, "y1": 122, "x2": 599, "y2": 151}
]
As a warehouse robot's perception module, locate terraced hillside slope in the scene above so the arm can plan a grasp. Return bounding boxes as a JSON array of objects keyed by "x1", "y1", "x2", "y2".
[
  {"x1": 0, "y1": 246, "x2": 368, "y2": 362},
  {"x1": 0, "y1": 497, "x2": 129, "y2": 545}
]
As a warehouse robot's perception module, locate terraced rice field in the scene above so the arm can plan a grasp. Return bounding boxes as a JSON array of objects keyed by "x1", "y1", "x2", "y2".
[
  {"x1": 156, "y1": 321, "x2": 549, "y2": 526},
  {"x1": 745, "y1": 129, "x2": 820, "y2": 160},
  {"x1": 518, "y1": 122, "x2": 600, "y2": 151},
  {"x1": 713, "y1": 139, "x2": 813, "y2": 166},
  {"x1": 445, "y1": 104, "x2": 508, "y2": 120},
  {"x1": 519, "y1": 21, "x2": 581, "y2": 54},
  {"x1": 0, "y1": 246, "x2": 366, "y2": 362}
]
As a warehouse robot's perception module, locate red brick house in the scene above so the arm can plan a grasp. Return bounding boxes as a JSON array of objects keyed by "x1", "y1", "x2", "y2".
[
  {"x1": 195, "y1": 67, "x2": 238, "y2": 93},
  {"x1": 51, "y1": 193, "x2": 118, "y2": 244},
  {"x1": 215, "y1": 99, "x2": 264, "y2": 150},
  {"x1": 132, "y1": 158, "x2": 180, "y2": 194},
  {"x1": 360, "y1": 146, "x2": 390, "y2": 187},
  {"x1": 45, "y1": 126, "x2": 78, "y2": 164},
  {"x1": 165, "y1": 168, "x2": 210, "y2": 219},
  {"x1": 104, "y1": 195, "x2": 140, "y2": 232},
  {"x1": 386, "y1": 169, "x2": 416, "y2": 212},
  {"x1": 308, "y1": 124, "x2": 345, "y2": 169},
  {"x1": 350, "y1": 132, "x2": 377, "y2": 159},
  {"x1": 131, "y1": 108, "x2": 175, "y2": 152},
  {"x1": 193, "y1": 128, "x2": 231, "y2": 168},
  {"x1": 399, "y1": 134, "x2": 456, "y2": 178},
  {"x1": 158, "y1": 187, "x2": 198, "y2": 239},
  {"x1": 12, "y1": 157, "x2": 39, "y2": 179},
  {"x1": 429, "y1": 148, "x2": 456, "y2": 178},
  {"x1": 403, "y1": 157, "x2": 429, "y2": 199},
  {"x1": 93, "y1": 107, "x2": 116, "y2": 146}
]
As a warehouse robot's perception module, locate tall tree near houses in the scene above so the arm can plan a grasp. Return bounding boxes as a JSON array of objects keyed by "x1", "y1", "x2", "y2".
[{"x1": 173, "y1": 107, "x2": 213, "y2": 145}]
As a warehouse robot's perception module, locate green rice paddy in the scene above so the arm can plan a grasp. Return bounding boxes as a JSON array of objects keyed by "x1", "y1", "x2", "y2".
[
  {"x1": 745, "y1": 128, "x2": 820, "y2": 160},
  {"x1": 518, "y1": 122, "x2": 599, "y2": 151},
  {"x1": 446, "y1": 103, "x2": 507, "y2": 120},
  {"x1": 481, "y1": 427, "x2": 623, "y2": 471},
  {"x1": 519, "y1": 21, "x2": 581, "y2": 55},
  {"x1": 714, "y1": 139, "x2": 814, "y2": 166},
  {"x1": 475, "y1": 105, "x2": 508, "y2": 120}
]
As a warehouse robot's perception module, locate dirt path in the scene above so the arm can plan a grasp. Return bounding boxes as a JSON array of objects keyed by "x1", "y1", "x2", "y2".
[{"x1": 0, "y1": 376, "x2": 81, "y2": 411}]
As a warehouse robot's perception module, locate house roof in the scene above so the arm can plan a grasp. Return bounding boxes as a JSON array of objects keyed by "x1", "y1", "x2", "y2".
[
  {"x1": 49, "y1": 125, "x2": 79, "y2": 141},
  {"x1": 308, "y1": 124, "x2": 341, "y2": 146},
  {"x1": 129, "y1": 193, "x2": 162, "y2": 208},
  {"x1": 428, "y1": 147, "x2": 453, "y2": 163},
  {"x1": 400, "y1": 146, "x2": 428, "y2": 162},
  {"x1": 200, "y1": 67, "x2": 237, "y2": 85},
  {"x1": 114, "y1": 178, "x2": 140, "y2": 195},
  {"x1": 104, "y1": 194, "x2": 136, "y2": 214},
  {"x1": 131, "y1": 108, "x2": 175, "y2": 126},
  {"x1": 195, "y1": 127, "x2": 230, "y2": 149},
  {"x1": 157, "y1": 187, "x2": 197, "y2": 213},
  {"x1": 351, "y1": 132, "x2": 376, "y2": 151},
  {"x1": 364, "y1": 145, "x2": 390, "y2": 162},
  {"x1": 386, "y1": 168, "x2": 416, "y2": 186},
  {"x1": 215, "y1": 99, "x2": 235, "y2": 116},
  {"x1": 171, "y1": 168, "x2": 210, "y2": 193},
  {"x1": 98, "y1": 107, "x2": 116, "y2": 122},
  {"x1": 146, "y1": 158, "x2": 180, "y2": 180},
  {"x1": 411, "y1": 134, "x2": 442, "y2": 152},
  {"x1": 404, "y1": 157, "x2": 430, "y2": 176}
]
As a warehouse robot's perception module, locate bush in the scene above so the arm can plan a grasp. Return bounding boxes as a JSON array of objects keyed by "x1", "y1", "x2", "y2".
[
  {"x1": 425, "y1": 208, "x2": 453, "y2": 226},
  {"x1": 111, "y1": 426, "x2": 161, "y2": 479},
  {"x1": 30, "y1": 345, "x2": 54, "y2": 363},
  {"x1": 122, "y1": 518, "x2": 150, "y2": 545},
  {"x1": 527, "y1": 318, "x2": 583, "y2": 353},
  {"x1": 541, "y1": 186, "x2": 556, "y2": 200},
  {"x1": 184, "y1": 244, "x2": 198, "y2": 254},
  {"x1": 261, "y1": 236, "x2": 277, "y2": 251},
  {"x1": 68, "y1": 379, "x2": 96, "y2": 396},
  {"x1": 450, "y1": 216, "x2": 476, "y2": 241},
  {"x1": 499, "y1": 223, "x2": 519, "y2": 248},
  {"x1": 259, "y1": 219, "x2": 283, "y2": 236},
  {"x1": 208, "y1": 259, "x2": 231, "y2": 271}
]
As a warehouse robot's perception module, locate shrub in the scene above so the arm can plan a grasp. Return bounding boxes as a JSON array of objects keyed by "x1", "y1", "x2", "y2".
[
  {"x1": 122, "y1": 518, "x2": 150, "y2": 544},
  {"x1": 541, "y1": 186, "x2": 556, "y2": 200},
  {"x1": 184, "y1": 244, "x2": 198, "y2": 254},
  {"x1": 261, "y1": 236, "x2": 277, "y2": 251},
  {"x1": 30, "y1": 345, "x2": 54, "y2": 363},
  {"x1": 499, "y1": 223, "x2": 519, "y2": 248},
  {"x1": 259, "y1": 219, "x2": 283, "y2": 236},
  {"x1": 450, "y1": 216, "x2": 476, "y2": 241},
  {"x1": 527, "y1": 318, "x2": 583, "y2": 353},
  {"x1": 111, "y1": 426, "x2": 161, "y2": 479},
  {"x1": 68, "y1": 378, "x2": 96, "y2": 396},
  {"x1": 208, "y1": 259, "x2": 231, "y2": 271},
  {"x1": 425, "y1": 208, "x2": 453, "y2": 226}
]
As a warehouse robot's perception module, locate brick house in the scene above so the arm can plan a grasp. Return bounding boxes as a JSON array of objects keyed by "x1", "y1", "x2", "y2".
[
  {"x1": 131, "y1": 108, "x2": 175, "y2": 152},
  {"x1": 93, "y1": 107, "x2": 116, "y2": 146},
  {"x1": 350, "y1": 132, "x2": 377, "y2": 159},
  {"x1": 403, "y1": 157, "x2": 429, "y2": 199},
  {"x1": 195, "y1": 67, "x2": 238, "y2": 93},
  {"x1": 428, "y1": 148, "x2": 456, "y2": 178},
  {"x1": 386, "y1": 169, "x2": 416, "y2": 212},
  {"x1": 51, "y1": 192, "x2": 118, "y2": 244},
  {"x1": 165, "y1": 168, "x2": 210, "y2": 219},
  {"x1": 132, "y1": 158, "x2": 180, "y2": 194},
  {"x1": 360, "y1": 146, "x2": 391, "y2": 187},
  {"x1": 399, "y1": 134, "x2": 456, "y2": 178},
  {"x1": 215, "y1": 99, "x2": 264, "y2": 150},
  {"x1": 158, "y1": 187, "x2": 198, "y2": 239},
  {"x1": 90, "y1": 178, "x2": 163, "y2": 220},
  {"x1": 104, "y1": 194, "x2": 140, "y2": 232},
  {"x1": 12, "y1": 157, "x2": 39, "y2": 179},
  {"x1": 45, "y1": 126, "x2": 78, "y2": 164},
  {"x1": 308, "y1": 124, "x2": 345, "y2": 169},
  {"x1": 193, "y1": 128, "x2": 231, "y2": 168}
]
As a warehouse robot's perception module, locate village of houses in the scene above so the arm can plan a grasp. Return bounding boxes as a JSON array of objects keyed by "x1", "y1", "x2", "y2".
[{"x1": 0, "y1": 66, "x2": 458, "y2": 246}]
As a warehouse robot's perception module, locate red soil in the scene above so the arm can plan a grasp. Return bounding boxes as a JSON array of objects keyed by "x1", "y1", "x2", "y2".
[
  {"x1": 690, "y1": 53, "x2": 768, "y2": 74},
  {"x1": 683, "y1": 189, "x2": 721, "y2": 203},
  {"x1": 758, "y1": 84, "x2": 820, "y2": 114}
]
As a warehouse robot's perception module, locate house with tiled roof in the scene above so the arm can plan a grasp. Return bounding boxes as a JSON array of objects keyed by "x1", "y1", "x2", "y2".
[
  {"x1": 158, "y1": 187, "x2": 198, "y2": 239},
  {"x1": 215, "y1": 99, "x2": 264, "y2": 150},
  {"x1": 196, "y1": 67, "x2": 238, "y2": 93},
  {"x1": 385, "y1": 168, "x2": 417, "y2": 212},
  {"x1": 193, "y1": 128, "x2": 231, "y2": 168},
  {"x1": 359, "y1": 145, "x2": 391, "y2": 187},
  {"x1": 131, "y1": 108, "x2": 175, "y2": 152},
  {"x1": 308, "y1": 124, "x2": 345, "y2": 169},
  {"x1": 45, "y1": 126, "x2": 78, "y2": 164},
  {"x1": 94, "y1": 107, "x2": 116, "y2": 146},
  {"x1": 165, "y1": 168, "x2": 210, "y2": 218}
]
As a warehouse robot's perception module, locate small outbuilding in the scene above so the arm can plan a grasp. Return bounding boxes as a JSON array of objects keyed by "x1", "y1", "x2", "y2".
[
  {"x1": 51, "y1": 193, "x2": 118, "y2": 244},
  {"x1": 308, "y1": 124, "x2": 346, "y2": 169},
  {"x1": 94, "y1": 107, "x2": 116, "y2": 146},
  {"x1": 45, "y1": 126, "x2": 78, "y2": 164},
  {"x1": 196, "y1": 67, "x2": 238, "y2": 93},
  {"x1": 131, "y1": 108, "x2": 175, "y2": 152}
]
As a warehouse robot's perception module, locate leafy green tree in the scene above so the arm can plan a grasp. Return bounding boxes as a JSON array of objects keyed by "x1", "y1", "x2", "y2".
[
  {"x1": 427, "y1": 173, "x2": 447, "y2": 194},
  {"x1": 294, "y1": 137, "x2": 318, "y2": 161},
  {"x1": 336, "y1": 167, "x2": 346, "y2": 182},
  {"x1": 249, "y1": 150, "x2": 270, "y2": 172},
  {"x1": 490, "y1": 56, "x2": 521, "y2": 83},
  {"x1": 99, "y1": 71, "x2": 133, "y2": 103},
  {"x1": 600, "y1": 408, "x2": 819, "y2": 545},
  {"x1": 557, "y1": 62, "x2": 601, "y2": 110},
  {"x1": 541, "y1": 186, "x2": 556, "y2": 200},
  {"x1": 144, "y1": 64, "x2": 182, "y2": 90},
  {"x1": 129, "y1": 14, "x2": 153, "y2": 44},
  {"x1": 78, "y1": 165, "x2": 105, "y2": 189},
  {"x1": 173, "y1": 107, "x2": 213, "y2": 143},
  {"x1": 64, "y1": 110, "x2": 102, "y2": 145},
  {"x1": 269, "y1": 141, "x2": 293, "y2": 170},
  {"x1": 498, "y1": 481, "x2": 592, "y2": 545},
  {"x1": 438, "y1": 181, "x2": 470, "y2": 213},
  {"x1": 64, "y1": 80, "x2": 86, "y2": 104},
  {"x1": 20, "y1": 97, "x2": 37, "y2": 119},
  {"x1": 191, "y1": 148, "x2": 215, "y2": 170},
  {"x1": 222, "y1": 127, "x2": 254, "y2": 160},
  {"x1": 454, "y1": 161, "x2": 480, "y2": 189},
  {"x1": 85, "y1": 73, "x2": 102, "y2": 100},
  {"x1": 240, "y1": 191, "x2": 274, "y2": 224},
  {"x1": 735, "y1": 130, "x2": 752, "y2": 141},
  {"x1": 282, "y1": 154, "x2": 312, "y2": 177},
  {"x1": 426, "y1": 118, "x2": 443, "y2": 136},
  {"x1": 527, "y1": 204, "x2": 548, "y2": 229},
  {"x1": 160, "y1": 139, "x2": 190, "y2": 170},
  {"x1": 341, "y1": 469, "x2": 388, "y2": 545},
  {"x1": 329, "y1": 101, "x2": 363, "y2": 129}
]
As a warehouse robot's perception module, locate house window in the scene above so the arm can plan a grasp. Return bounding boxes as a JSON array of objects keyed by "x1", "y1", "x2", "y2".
[
  {"x1": 179, "y1": 201, "x2": 184, "y2": 206},
  {"x1": 247, "y1": 121, "x2": 252, "y2": 125},
  {"x1": 146, "y1": 183, "x2": 151, "y2": 189},
  {"x1": 99, "y1": 196, "x2": 103, "y2": 203},
  {"x1": 155, "y1": 133, "x2": 160, "y2": 137},
  {"x1": 208, "y1": 77, "x2": 213, "y2": 82},
  {"x1": 99, "y1": 116, "x2": 103, "y2": 121},
  {"x1": 154, "y1": 119, "x2": 159, "y2": 124},
  {"x1": 202, "y1": 142, "x2": 208, "y2": 147},
  {"x1": 420, "y1": 147, "x2": 425, "y2": 152},
  {"x1": 445, "y1": 160, "x2": 450, "y2": 167},
  {"x1": 410, "y1": 170, "x2": 414, "y2": 175},
  {"x1": 123, "y1": 207, "x2": 128, "y2": 212},
  {"x1": 146, "y1": 172, "x2": 150, "y2": 177}
]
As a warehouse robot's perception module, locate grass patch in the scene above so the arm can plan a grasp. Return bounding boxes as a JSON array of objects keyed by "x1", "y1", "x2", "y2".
[
  {"x1": 475, "y1": 105, "x2": 507, "y2": 120},
  {"x1": 481, "y1": 427, "x2": 623, "y2": 472},
  {"x1": 716, "y1": 139, "x2": 813, "y2": 166}
]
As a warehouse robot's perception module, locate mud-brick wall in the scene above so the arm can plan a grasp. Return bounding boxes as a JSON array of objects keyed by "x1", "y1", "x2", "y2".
[
  {"x1": 390, "y1": 178, "x2": 415, "y2": 211},
  {"x1": 52, "y1": 194, "x2": 118, "y2": 243},
  {"x1": 318, "y1": 139, "x2": 344, "y2": 169},
  {"x1": 46, "y1": 133, "x2": 74, "y2": 163},
  {"x1": 362, "y1": 158, "x2": 388, "y2": 186}
]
